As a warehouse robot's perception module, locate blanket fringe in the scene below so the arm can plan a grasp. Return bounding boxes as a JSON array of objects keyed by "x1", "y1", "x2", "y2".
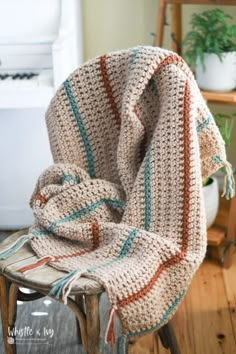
[
  {"x1": 117, "y1": 335, "x2": 128, "y2": 354},
  {"x1": 0, "y1": 235, "x2": 29, "y2": 260},
  {"x1": 105, "y1": 307, "x2": 116, "y2": 347},
  {"x1": 17, "y1": 256, "x2": 55, "y2": 273},
  {"x1": 221, "y1": 161, "x2": 235, "y2": 200},
  {"x1": 48, "y1": 269, "x2": 81, "y2": 304}
]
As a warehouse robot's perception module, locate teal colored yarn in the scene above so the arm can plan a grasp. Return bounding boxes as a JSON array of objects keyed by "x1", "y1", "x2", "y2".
[
  {"x1": 0, "y1": 229, "x2": 52, "y2": 260},
  {"x1": 31, "y1": 229, "x2": 51, "y2": 236},
  {"x1": 61, "y1": 174, "x2": 80, "y2": 185},
  {"x1": 87, "y1": 228, "x2": 139, "y2": 272},
  {"x1": 63, "y1": 79, "x2": 96, "y2": 178},
  {"x1": 223, "y1": 166, "x2": 235, "y2": 200},
  {"x1": 127, "y1": 290, "x2": 186, "y2": 338},
  {"x1": 129, "y1": 47, "x2": 142, "y2": 70},
  {"x1": 98, "y1": 337, "x2": 104, "y2": 353},
  {"x1": 211, "y1": 155, "x2": 235, "y2": 200},
  {"x1": 196, "y1": 115, "x2": 212, "y2": 133},
  {"x1": 118, "y1": 228, "x2": 139, "y2": 258},
  {"x1": 144, "y1": 146, "x2": 152, "y2": 231},
  {"x1": 117, "y1": 335, "x2": 128, "y2": 354},
  {"x1": 211, "y1": 154, "x2": 223, "y2": 165},
  {"x1": 0, "y1": 235, "x2": 29, "y2": 260},
  {"x1": 48, "y1": 269, "x2": 81, "y2": 299},
  {"x1": 48, "y1": 198, "x2": 126, "y2": 232}
]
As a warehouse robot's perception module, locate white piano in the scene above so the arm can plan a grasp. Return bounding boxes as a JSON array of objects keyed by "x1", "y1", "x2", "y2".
[
  {"x1": 0, "y1": 0, "x2": 83, "y2": 108},
  {"x1": 0, "y1": 0, "x2": 83, "y2": 228}
]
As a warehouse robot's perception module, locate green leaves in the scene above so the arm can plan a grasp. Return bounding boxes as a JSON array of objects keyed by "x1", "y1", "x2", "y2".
[
  {"x1": 214, "y1": 113, "x2": 236, "y2": 147},
  {"x1": 182, "y1": 9, "x2": 236, "y2": 69}
]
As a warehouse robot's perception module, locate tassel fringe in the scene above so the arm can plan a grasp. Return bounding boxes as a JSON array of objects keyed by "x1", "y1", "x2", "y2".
[
  {"x1": 221, "y1": 162, "x2": 235, "y2": 200},
  {"x1": 117, "y1": 335, "x2": 128, "y2": 354},
  {"x1": 105, "y1": 307, "x2": 116, "y2": 347},
  {"x1": 48, "y1": 269, "x2": 81, "y2": 304},
  {"x1": 0, "y1": 235, "x2": 29, "y2": 260}
]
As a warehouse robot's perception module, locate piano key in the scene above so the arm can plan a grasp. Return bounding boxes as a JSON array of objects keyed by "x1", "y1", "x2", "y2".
[
  {"x1": 12, "y1": 74, "x2": 20, "y2": 80},
  {"x1": 0, "y1": 73, "x2": 39, "y2": 88},
  {"x1": 0, "y1": 74, "x2": 9, "y2": 80}
]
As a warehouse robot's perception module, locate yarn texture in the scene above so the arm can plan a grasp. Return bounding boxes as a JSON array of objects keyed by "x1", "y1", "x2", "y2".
[{"x1": 17, "y1": 47, "x2": 235, "y2": 338}]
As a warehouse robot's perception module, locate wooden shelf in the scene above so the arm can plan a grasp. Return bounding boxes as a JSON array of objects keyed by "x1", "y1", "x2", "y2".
[
  {"x1": 207, "y1": 225, "x2": 226, "y2": 246},
  {"x1": 201, "y1": 90, "x2": 236, "y2": 105}
]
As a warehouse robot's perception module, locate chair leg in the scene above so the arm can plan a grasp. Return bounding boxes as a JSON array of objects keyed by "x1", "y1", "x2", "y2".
[
  {"x1": 0, "y1": 276, "x2": 18, "y2": 354},
  {"x1": 157, "y1": 321, "x2": 181, "y2": 354},
  {"x1": 7, "y1": 284, "x2": 19, "y2": 354},
  {"x1": 75, "y1": 295, "x2": 84, "y2": 344},
  {"x1": 0, "y1": 275, "x2": 10, "y2": 354},
  {"x1": 85, "y1": 294, "x2": 100, "y2": 354}
]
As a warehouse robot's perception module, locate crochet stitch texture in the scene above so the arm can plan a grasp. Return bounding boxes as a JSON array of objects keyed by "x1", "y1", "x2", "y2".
[{"x1": 10, "y1": 46, "x2": 236, "y2": 339}]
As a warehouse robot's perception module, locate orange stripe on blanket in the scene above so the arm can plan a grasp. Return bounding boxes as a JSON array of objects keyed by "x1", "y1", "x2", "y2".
[
  {"x1": 100, "y1": 55, "x2": 121, "y2": 127},
  {"x1": 18, "y1": 222, "x2": 100, "y2": 273},
  {"x1": 117, "y1": 82, "x2": 192, "y2": 308}
]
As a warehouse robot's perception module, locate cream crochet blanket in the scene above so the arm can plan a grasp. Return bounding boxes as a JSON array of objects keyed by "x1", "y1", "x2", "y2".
[{"x1": 1, "y1": 46, "x2": 235, "y2": 345}]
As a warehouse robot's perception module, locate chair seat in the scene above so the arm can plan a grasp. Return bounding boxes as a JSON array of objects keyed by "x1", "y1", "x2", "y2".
[{"x1": 0, "y1": 230, "x2": 103, "y2": 295}]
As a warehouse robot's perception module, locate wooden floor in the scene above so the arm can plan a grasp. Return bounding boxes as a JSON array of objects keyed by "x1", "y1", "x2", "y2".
[
  {"x1": 158, "y1": 255, "x2": 236, "y2": 354},
  {"x1": 0, "y1": 230, "x2": 235, "y2": 354},
  {"x1": 130, "y1": 255, "x2": 236, "y2": 354}
]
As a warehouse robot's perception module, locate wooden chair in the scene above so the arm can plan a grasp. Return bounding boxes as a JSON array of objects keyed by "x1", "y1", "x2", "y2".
[{"x1": 0, "y1": 229, "x2": 181, "y2": 354}]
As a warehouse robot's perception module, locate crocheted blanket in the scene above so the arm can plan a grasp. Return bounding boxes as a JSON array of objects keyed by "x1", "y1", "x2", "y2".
[{"x1": 1, "y1": 46, "x2": 235, "y2": 346}]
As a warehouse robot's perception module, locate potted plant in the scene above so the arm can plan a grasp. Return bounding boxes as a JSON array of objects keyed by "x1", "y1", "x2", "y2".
[
  {"x1": 203, "y1": 113, "x2": 236, "y2": 228},
  {"x1": 183, "y1": 9, "x2": 236, "y2": 92}
]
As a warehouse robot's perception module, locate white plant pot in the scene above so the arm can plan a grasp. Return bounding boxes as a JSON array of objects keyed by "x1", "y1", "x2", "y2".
[
  {"x1": 196, "y1": 52, "x2": 236, "y2": 92},
  {"x1": 203, "y1": 177, "x2": 219, "y2": 229}
]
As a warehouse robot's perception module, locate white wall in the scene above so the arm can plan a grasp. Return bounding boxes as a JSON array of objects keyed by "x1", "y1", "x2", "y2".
[{"x1": 0, "y1": 109, "x2": 52, "y2": 229}]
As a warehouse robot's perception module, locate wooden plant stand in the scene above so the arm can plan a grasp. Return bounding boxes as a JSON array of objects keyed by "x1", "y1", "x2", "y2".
[{"x1": 155, "y1": 0, "x2": 236, "y2": 268}]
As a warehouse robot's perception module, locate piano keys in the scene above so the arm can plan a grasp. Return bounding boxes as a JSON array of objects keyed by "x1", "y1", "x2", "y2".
[{"x1": 0, "y1": 71, "x2": 52, "y2": 88}]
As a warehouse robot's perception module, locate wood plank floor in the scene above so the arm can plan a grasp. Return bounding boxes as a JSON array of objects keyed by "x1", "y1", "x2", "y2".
[
  {"x1": 157, "y1": 255, "x2": 236, "y2": 354},
  {"x1": 0, "y1": 231, "x2": 235, "y2": 354}
]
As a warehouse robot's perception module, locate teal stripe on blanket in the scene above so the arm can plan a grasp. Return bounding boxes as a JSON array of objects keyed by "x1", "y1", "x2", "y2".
[
  {"x1": 61, "y1": 174, "x2": 80, "y2": 185},
  {"x1": 31, "y1": 230, "x2": 51, "y2": 236},
  {"x1": 0, "y1": 229, "x2": 50, "y2": 260},
  {"x1": 127, "y1": 290, "x2": 186, "y2": 338},
  {"x1": 48, "y1": 198, "x2": 125, "y2": 232},
  {"x1": 197, "y1": 115, "x2": 212, "y2": 132},
  {"x1": 87, "y1": 228, "x2": 139, "y2": 272},
  {"x1": 129, "y1": 47, "x2": 142, "y2": 70},
  {"x1": 63, "y1": 79, "x2": 96, "y2": 178}
]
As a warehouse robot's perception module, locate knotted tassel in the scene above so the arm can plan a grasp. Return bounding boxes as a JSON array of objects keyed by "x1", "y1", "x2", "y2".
[
  {"x1": 0, "y1": 234, "x2": 29, "y2": 260},
  {"x1": 48, "y1": 269, "x2": 81, "y2": 304},
  {"x1": 221, "y1": 162, "x2": 235, "y2": 200},
  {"x1": 117, "y1": 335, "x2": 128, "y2": 354},
  {"x1": 104, "y1": 307, "x2": 116, "y2": 348},
  {"x1": 17, "y1": 255, "x2": 55, "y2": 273}
]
